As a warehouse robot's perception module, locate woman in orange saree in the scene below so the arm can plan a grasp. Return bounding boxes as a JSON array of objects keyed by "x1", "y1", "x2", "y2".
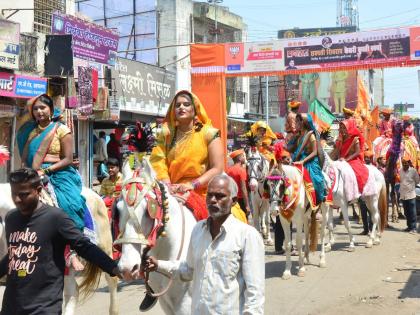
[{"x1": 149, "y1": 90, "x2": 224, "y2": 196}]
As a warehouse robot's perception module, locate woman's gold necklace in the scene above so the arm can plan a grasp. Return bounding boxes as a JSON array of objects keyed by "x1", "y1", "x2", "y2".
[{"x1": 37, "y1": 121, "x2": 52, "y2": 131}]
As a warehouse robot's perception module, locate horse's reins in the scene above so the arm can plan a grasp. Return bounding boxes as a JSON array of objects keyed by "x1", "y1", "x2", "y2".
[{"x1": 144, "y1": 199, "x2": 185, "y2": 298}]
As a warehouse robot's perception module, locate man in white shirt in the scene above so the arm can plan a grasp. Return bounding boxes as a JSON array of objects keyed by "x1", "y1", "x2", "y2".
[
  {"x1": 399, "y1": 158, "x2": 419, "y2": 233},
  {"x1": 144, "y1": 174, "x2": 265, "y2": 315}
]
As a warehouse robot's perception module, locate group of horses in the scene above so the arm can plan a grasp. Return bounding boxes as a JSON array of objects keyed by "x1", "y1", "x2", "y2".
[{"x1": 0, "y1": 145, "x2": 388, "y2": 315}]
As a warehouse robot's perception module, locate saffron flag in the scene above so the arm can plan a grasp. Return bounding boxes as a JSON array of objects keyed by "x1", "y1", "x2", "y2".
[
  {"x1": 355, "y1": 77, "x2": 371, "y2": 122},
  {"x1": 367, "y1": 106, "x2": 380, "y2": 150},
  {"x1": 308, "y1": 99, "x2": 335, "y2": 132}
]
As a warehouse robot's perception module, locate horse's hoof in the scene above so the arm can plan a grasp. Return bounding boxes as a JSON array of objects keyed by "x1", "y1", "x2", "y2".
[
  {"x1": 325, "y1": 244, "x2": 332, "y2": 252},
  {"x1": 282, "y1": 272, "x2": 291, "y2": 280},
  {"x1": 348, "y1": 245, "x2": 355, "y2": 252},
  {"x1": 319, "y1": 260, "x2": 326, "y2": 268},
  {"x1": 366, "y1": 241, "x2": 373, "y2": 248},
  {"x1": 329, "y1": 239, "x2": 336, "y2": 245},
  {"x1": 373, "y1": 239, "x2": 381, "y2": 245},
  {"x1": 297, "y1": 269, "x2": 306, "y2": 277}
]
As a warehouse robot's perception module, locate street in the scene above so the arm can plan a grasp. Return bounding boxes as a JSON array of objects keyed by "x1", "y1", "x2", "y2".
[{"x1": 68, "y1": 214, "x2": 420, "y2": 315}]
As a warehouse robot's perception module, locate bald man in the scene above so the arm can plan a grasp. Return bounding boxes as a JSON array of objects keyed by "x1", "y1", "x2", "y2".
[{"x1": 144, "y1": 175, "x2": 265, "y2": 314}]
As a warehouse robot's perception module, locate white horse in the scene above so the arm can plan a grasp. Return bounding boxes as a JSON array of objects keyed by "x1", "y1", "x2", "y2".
[
  {"x1": 266, "y1": 165, "x2": 323, "y2": 279},
  {"x1": 116, "y1": 159, "x2": 195, "y2": 315},
  {"x1": 246, "y1": 148, "x2": 274, "y2": 245},
  {"x1": 323, "y1": 154, "x2": 387, "y2": 249},
  {"x1": 0, "y1": 184, "x2": 119, "y2": 315}
]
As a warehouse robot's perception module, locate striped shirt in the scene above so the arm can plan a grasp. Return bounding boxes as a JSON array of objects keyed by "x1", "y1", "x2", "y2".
[{"x1": 158, "y1": 215, "x2": 265, "y2": 315}]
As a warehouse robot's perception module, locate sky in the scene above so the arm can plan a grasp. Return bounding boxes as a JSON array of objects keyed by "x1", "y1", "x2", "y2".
[{"x1": 221, "y1": 0, "x2": 420, "y2": 115}]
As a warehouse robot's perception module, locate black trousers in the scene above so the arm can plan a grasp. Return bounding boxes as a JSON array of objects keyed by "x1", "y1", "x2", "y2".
[
  {"x1": 359, "y1": 199, "x2": 372, "y2": 232},
  {"x1": 274, "y1": 216, "x2": 292, "y2": 251}
]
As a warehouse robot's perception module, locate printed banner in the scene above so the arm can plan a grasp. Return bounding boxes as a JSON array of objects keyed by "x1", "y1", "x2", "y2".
[
  {"x1": 51, "y1": 12, "x2": 119, "y2": 65},
  {"x1": 283, "y1": 27, "x2": 411, "y2": 71},
  {"x1": 410, "y1": 26, "x2": 420, "y2": 61},
  {"x1": 278, "y1": 26, "x2": 357, "y2": 39},
  {"x1": 111, "y1": 58, "x2": 176, "y2": 116},
  {"x1": 0, "y1": 19, "x2": 20, "y2": 70},
  {"x1": 109, "y1": 95, "x2": 120, "y2": 121},
  {"x1": 77, "y1": 66, "x2": 93, "y2": 115},
  {"x1": 225, "y1": 41, "x2": 285, "y2": 75},
  {"x1": 0, "y1": 72, "x2": 47, "y2": 98}
]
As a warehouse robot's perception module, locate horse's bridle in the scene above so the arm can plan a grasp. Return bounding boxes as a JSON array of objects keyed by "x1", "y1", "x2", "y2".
[
  {"x1": 267, "y1": 175, "x2": 284, "y2": 204},
  {"x1": 115, "y1": 172, "x2": 186, "y2": 298},
  {"x1": 247, "y1": 155, "x2": 267, "y2": 183}
]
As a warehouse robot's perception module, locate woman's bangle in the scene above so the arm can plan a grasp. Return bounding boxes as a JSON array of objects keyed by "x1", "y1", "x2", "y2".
[
  {"x1": 191, "y1": 179, "x2": 201, "y2": 190},
  {"x1": 42, "y1": 166, "x2": 52, "y2": 175}
]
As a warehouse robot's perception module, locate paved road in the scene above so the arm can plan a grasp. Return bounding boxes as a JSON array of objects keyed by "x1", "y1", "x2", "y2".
[{"x1": 1, "y1": 214, "x2": 419, "y2": 314}]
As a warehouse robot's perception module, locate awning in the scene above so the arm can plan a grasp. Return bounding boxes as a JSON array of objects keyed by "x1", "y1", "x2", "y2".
[{"x1": 227, "y1": 116, "x2": 258, "y2": 123}]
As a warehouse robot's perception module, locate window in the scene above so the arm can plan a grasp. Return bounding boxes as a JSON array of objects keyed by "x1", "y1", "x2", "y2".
[{"x1": 34, "y1": 0, "x2": 66, "y2": 34}]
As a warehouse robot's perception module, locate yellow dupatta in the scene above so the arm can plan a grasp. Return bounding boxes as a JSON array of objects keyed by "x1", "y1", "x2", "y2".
[
  {"x1": 250, "y1": 121, "x2": 277, "y2": 162},
  {"x1": 150, "y1": 90, "x2": 219, "y2": 194}
]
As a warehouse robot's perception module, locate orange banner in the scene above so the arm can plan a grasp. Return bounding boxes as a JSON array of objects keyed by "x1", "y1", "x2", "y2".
[{"x1": 190, "y1": 44, "x2": 228, "y2": 166}]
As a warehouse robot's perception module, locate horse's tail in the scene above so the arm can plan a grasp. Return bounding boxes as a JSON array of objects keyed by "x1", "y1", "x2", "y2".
[
  {"x1": 379, "y1": 181, "x2": 388, "y2": 232},
  {"x1": 309, "y1": 210, "x2": 319, "y2": 252},
  {"x1": 79, "y1": 262, "x2": 102, "y2": 300}
]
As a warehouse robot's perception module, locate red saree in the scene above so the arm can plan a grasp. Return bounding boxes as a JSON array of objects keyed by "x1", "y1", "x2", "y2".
[{"x1": 340, "y1": 119, "x2": 369, "y2": 193}]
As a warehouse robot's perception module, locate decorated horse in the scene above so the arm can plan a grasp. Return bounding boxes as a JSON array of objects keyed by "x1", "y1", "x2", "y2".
[
  {"x1": 266, "y1": 164, "x2": 323, "y2": 279},
  {"x1": 246, "y1": 146, "x2": 274, "y2": 245},
  {"x1": 116, "y1": 158, "x2": 195, "y2": 315},
  {"x1": 374, "y1": 119, "x2": 418, "y2": 223},
  {"x1": 0, "y1": 183, "x2": 119, "y2": 315},
  {"x1": 322, "y1": 152, "x2": 387, "y2": 249}
]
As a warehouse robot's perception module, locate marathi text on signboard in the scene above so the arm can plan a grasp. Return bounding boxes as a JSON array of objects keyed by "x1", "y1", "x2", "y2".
[
  {"x1": 0, "y1": 72, "x2": 47, "y2": 98},
  {"x1": 283, "y1": 27, "x2": 411, "y2": 71},
  {"x1": 111, "y1": 58, "x2": 176, "y2": 116},
  {"x1": 0, "y1": 19, "x2": 20, "y2": 70},
  {"x1": 278, "y1": 26, "x2": 357, "y2": 39},
  {"x1": 225, "y1": 41, "x2": 285, "y2": 75},
  {"x1": 51, "y1": 12, "x2": 119, "y2": 66}
]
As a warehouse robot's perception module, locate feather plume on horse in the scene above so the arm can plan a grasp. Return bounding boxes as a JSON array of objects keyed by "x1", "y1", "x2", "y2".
[{"x1": 0, "y1": 145, "x2": 10, "y2": 167}]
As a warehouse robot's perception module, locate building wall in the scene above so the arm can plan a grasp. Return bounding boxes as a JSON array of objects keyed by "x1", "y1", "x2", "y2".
[
  {"x1": 157, "y1": 0, "x2": 192, "y2": 90},
  {"x1": 0, "y1": 0, "x2": 35, "y2": 33}
]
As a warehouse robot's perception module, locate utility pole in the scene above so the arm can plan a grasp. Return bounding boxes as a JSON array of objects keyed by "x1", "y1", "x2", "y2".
[{"x1": 208, "y1": 0, "x2": 223, "y2": 42}]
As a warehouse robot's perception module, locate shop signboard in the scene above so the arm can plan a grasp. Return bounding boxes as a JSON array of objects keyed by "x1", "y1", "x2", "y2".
[
  {"x1": 111, "y1": 58, "x2": 176, "y2": 116},
  {"x1": 225, "y1": 41, "x2": 285, "y2": 75},
  {"x1": 0, "y1": 72, "x2": 47, "y2": 98},
  {"x1": 0, "y1": 19, "x2": 20, "y2": 70},
  {"x1": 283, "y1": 27, "x2": 411, "y2": 71},
  {"x1": 51, "y1": 12, "x2": 119, "y2": 66}
]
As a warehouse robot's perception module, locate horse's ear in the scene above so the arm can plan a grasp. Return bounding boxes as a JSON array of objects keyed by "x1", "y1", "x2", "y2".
[{"x1": 122, "y1": 158, "x2": 133, "y2": 180}]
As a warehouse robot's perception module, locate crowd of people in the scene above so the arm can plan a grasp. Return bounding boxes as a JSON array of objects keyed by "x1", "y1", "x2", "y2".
[{"x1": 1, "y1": 90, "x2": 419, "y2": 314}]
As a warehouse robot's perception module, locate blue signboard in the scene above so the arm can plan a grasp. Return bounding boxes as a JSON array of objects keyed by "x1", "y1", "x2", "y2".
[{"x1": 14, "y1": 76, "x2": 47, "y2": 98}]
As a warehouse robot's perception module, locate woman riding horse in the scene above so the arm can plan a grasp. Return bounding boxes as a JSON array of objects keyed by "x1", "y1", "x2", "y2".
[
  {"x1": 150, "y1": 90, "x2": 224, "y2": 196},
  {"x1": 292, "y1": 113, "x2": 326, "y2": 207},
  {"x1": 146, "y1": 90, "x2": 224, "y2": 311},
  {"x1": 16, "y1": 94, "x2": 91, "y2": 269},
  {"x1": 250, "y1": 121, "x2": 277, "y2": 163},
  {"x1": 337, "y1": 118, "x2": 369, "y2": 194}
]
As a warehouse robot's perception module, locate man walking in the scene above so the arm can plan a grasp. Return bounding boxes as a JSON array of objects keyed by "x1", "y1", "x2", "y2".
[
  {"x1": 144, "y1": 174, "x2": 265, "y2": 314},
  {"x1": 0, "y1": 168, "x2": 130, "y2": 314},
  {"x1": 399, "y1": 158, "x2": 419, "y2": 233}
]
